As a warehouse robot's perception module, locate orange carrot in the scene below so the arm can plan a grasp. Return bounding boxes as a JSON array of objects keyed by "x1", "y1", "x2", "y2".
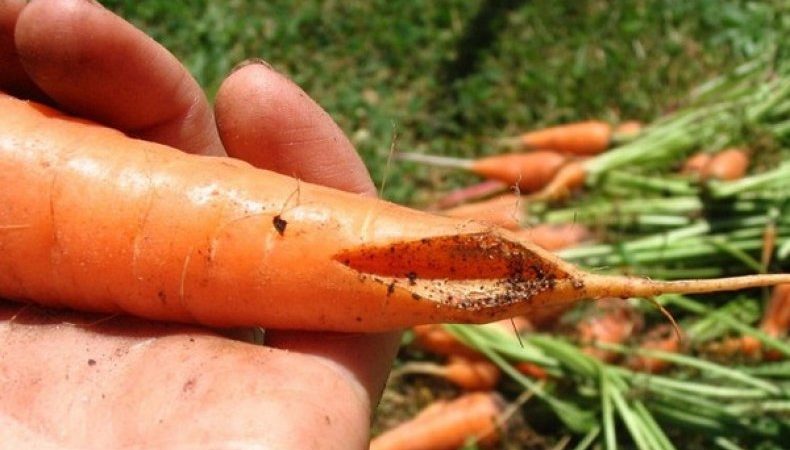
[
  {"x1": 501, "y1": 120, "x2": 612, "y2": 155},
  {"x1": 431, "y1": 180, "x2": 508, "y2": 210},
  {"x1": 1, "y1": 93, "x2": 789, "y2": 332},
  {"x1": 628, "y1": 324, "x2": 683, "y2": 373},
  {"x1": 526, "y1": 159, "x2": 588, "y2": 201},
  {"x1": 708, "y1": 284, "x2": 790, "y2": 360},
  {"x1": 701, "y1": 148, "x2": 750, "y2": 181},
  {"x1": 398, "y1": 150, "x2": 569, "y2": 193},
  {"x1": 370, "y1": 392, "x2": 505, "y2": 450},
  {"x1": 471, "y1": 151, "x2": 569, "y2": 192},
  {"x1": 761, "y1": 284, "x2": 790, "y2": 337},
  {"x1": 412, "y1": 324, "x2": 483, "y2": 359},
  {"x1": 513, "y1": 223, "x2": 591, "y2": 251},
  {"x1": 395, "y1": 356, "x2": 501, "y2": 391},
  {"x1": 440, "y1": 194, "x2": 522, "y2": 230},
  {"x1": 613, "y1": 121, "x2": 643, "y2": 140},
  {"x1": 413, "y1": 318, "x2": 532, "y2": 359},
  {"x1": 514, "y1": 362, "x2": 549, "y2": 380},
  {"x1": 578, "y1": 301, "x2": 642, "y2": 362},
  {"x1": 681, "y1": 152, "x2": 712, "y2": 176}
]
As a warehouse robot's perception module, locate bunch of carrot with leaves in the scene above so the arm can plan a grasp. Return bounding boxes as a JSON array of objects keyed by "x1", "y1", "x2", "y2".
[{"x1": 373, "y1": 52, "x2": 790, "y2": 449}]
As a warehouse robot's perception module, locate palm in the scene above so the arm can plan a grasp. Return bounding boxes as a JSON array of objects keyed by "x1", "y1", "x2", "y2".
[{"x1": 0, "y1": 1, "x2": 398, "y2": 448}]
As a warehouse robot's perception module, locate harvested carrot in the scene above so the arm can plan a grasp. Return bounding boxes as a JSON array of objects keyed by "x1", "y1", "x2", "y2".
[
  {"x1": 681, "y1": 152, "x2": 712, "y2": 176},
  {"x1": 370, "y1": 392, "x2": 505, "y2": 450},
  {"x1": 761, "y1": 284, "x2": 790, "y2": 337},
  {"x1": 500, "y1": 120, "x2": 612, "y2": 155},
  {"x1": 513, "y1": 223, "x2": 591, "y2": 251},
  {"x1": 1, "y1": 93, "x2": 789, "y2": 332},
  {"x1": 526, "y1": 159, "x2": 588, "y2": 201},
  {"x1": 701, "y1": 148, "x2": 750, "y2": 181},
  {"x1": 577, "y1": 301, "x2": 642, "y2": 362},
  {"x1": 514, "y1": 362, "x2": 549, "y2": 380},
  {"x1": 431, "y1": 180, "x2": 508, "y2": 210},
  {"x1": 440, "y1": 194, "x2": 522, "y2": 230},
  {"x1": 613, "y1": 121, "x2": 643, "y2": 141},
  {"x1": 398, "y1": 150, "x2": 569, "y2": 193},
  {"x1": 708, "y1": 284, "x2": 790, "y2": 360},
  {"x1": 413, "y1": 318, "x2": 532, "y2": 359},
  {"x1": 412, "y1": 324, "x2": 482, "y2": 359},
  {"x1": 628, "y1": 324, "x2": 683, "y2": 373},
  {"x1": 394, "y1": 355, "x2": 501, "y2": 391}
]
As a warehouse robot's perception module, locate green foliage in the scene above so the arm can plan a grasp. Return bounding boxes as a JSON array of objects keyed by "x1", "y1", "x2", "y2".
[{"x1": 102, "y1": 0, "x2": 783, "y2": 205}]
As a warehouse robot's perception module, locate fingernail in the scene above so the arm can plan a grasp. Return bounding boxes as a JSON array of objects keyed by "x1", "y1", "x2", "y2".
[{"x1": 231, "y1": 58, "x2": 276, "y2": 74}]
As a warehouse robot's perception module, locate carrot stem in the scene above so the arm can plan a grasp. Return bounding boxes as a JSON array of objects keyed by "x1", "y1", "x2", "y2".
[
  {"x1": 395, "y1": 151, "x2": 474, "y2": 170},
  {"x1": 582, "y1": 273, "x2": 790, "y2": 300}
]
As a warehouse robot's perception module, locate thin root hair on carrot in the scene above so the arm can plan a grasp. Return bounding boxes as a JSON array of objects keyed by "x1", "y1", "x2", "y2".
[{"x1": 642, "y1": 296, "x2": 683, "y2": 344}]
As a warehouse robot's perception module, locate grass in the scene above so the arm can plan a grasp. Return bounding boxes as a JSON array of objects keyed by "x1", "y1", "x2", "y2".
[{"x1": 105, "y1": 0, "x2": 785, "y2": 204}]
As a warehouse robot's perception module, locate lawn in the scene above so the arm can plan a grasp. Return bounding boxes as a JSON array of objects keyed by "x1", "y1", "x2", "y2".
[{"x1": 106, "y1": 0, "x2": 783, "y2": 204}]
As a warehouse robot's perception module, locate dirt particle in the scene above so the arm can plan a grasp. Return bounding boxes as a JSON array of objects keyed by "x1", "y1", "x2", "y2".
[
  {"x1": 406, "y1": 271, "x2": 418, "y2": 286},
  {"x1": 356, "y1": 316, "x2": 362, "y2": 322},
  {"x1": 87, "y1": 359, "x2": 96, "y2": 366},
  {"x1": 411, "y1": 293, "x2": 421, "y2": 300},
  {"x1": 182, "y1": 377, "x2": 197, "y2": 393},
  {"x1": 387, "y1": 282, "x2": 396, "y2": 296},
  {"x1": 273, "y1": 215, "x2": 288, "y2": 236},
  {"x1": 157, "y1": 290, "x2": 167, "y2": 303}
]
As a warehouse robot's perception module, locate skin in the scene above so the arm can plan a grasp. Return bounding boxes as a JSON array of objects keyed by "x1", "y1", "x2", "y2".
[{"x1": 0, "y1": 0, "x2": 399, "y2": 448}]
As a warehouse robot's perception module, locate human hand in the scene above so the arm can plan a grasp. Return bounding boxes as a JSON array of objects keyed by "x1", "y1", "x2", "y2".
[{"x1": 0, "y1": 0, "x2": 399, "y2": 448}]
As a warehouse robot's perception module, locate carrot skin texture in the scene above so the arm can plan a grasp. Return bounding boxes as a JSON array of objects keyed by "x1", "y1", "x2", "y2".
[
  {"x1": 0, "y1": 93, "x2": 493, "y2": 331},
  {"x1": 2, "y1": 93, "x2": 596, "y2": 331}
]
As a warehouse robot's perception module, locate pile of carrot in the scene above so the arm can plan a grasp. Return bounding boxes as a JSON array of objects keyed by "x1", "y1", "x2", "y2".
[{"x1": 374, "y1": 55, "x2": 790, "y2": 449}]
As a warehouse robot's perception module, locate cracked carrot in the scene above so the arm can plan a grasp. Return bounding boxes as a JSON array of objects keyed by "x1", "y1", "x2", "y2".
[{"x1": 1, "y1": 92, "x2": 789, "y2": 332}]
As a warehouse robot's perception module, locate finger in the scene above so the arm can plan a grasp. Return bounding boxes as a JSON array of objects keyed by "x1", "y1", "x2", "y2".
[
  {"x1": 215, "y1": 61, "x2": 376, "y2": 195},
  {"x1": 0, "y1": 0, "x2": 46, "y2": 99},
  {"x1": 14, "y1": 0, "x2": 223, "y2": 156},
  {"x1": 0, "y1": 303, "x2": 371, "y2": 449},
  {"x1": 214, "y1": 63, "x2": 399, "y2": 402}
]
